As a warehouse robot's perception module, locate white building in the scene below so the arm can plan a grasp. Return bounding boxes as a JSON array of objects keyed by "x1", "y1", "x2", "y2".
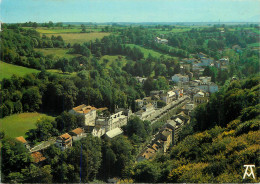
[
  {"x1": 136, "y1": 103, "x2": 155, "y2": 120},
  {"x1": 92, "y1": 125, "x2": 106, "y2": 138},
  {"x1": 155, "y1": 37, "x2": 168, "y2": 44},
  {"x1": 69, "y1": 104, "x2": 97, "y2": 127},
  {"x1": 55, "y1": 133, "x2": 73, "y2": 151},
  {"x1": 161, "y1": 91, "x2": 176, "y2": 104},
  {"x1": 105, "y1": 128, "x2": 124, "y2": 139},
  {"x1": 96, "y1": 111, "x2": 127, "y2": 132}
]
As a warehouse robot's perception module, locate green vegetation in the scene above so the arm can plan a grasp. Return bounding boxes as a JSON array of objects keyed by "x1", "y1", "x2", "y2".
[
  {"x1": 34, "y1": 48, "x2": 80, "y2": 59},
  {"x1": 50, "y1": 32, "x2": 110, "y2": 44},
  {"x1": 126, "y1": 44, "x2": 175, "y2": 58},
  {"x1": 0, "y1": 112, "x2": 55, "y2": 138},
  {"x1": 0, "y1": 61, "x2": 39, "y2": 81}
]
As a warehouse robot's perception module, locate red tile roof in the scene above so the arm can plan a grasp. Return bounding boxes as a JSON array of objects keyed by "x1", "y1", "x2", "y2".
[
  {"x1": 31, "y1": 152, "x2": 46, "y2": 163},
  {"x1": 72, "y1": 104, "x2": 97, "y2": 114},
  {"x1": 16, "y1": 136, "x2": 27, "y2": 144},
  {"x1": 71, "y1": 128, "x2": 84, "y2": 135},
  {"x1": 59, "y1": 133, "x2": 72, "y2": 140}
]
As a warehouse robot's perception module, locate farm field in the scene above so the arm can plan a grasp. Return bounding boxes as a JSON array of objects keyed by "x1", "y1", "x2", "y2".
[
  {"x1": 0, "y1": 112, "x2": 55, "y2": 138},
  {"x1": 35, "y1": 48, "x2": 81, "y2": 58},
  {"x1": 24, "y1": 27, "x2": 104, "y2": 34},
  {"x1": 0, "y1": 61, "x2": 39, "y2": 81},
  {"x1": 126, "y1": 44, "x2": 176, "y2": 59},
  {"x1": 48, "y1": 32, "x2": 110, "y2": 44}
]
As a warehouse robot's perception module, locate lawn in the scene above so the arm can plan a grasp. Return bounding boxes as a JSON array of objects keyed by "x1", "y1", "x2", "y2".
[
  {"x1": 49, "y1": 32, "x2": 110, "y2": 44},
  {"x1": 0, "y1": 61, "x2": 39, "y2": 81},
  {"x1": 125, "y1": 44, "x2": 175, "y2": 59},
  {"x1": 0, "y1": 113, "x2": 55, "y2": 138},
  {"x1": 35, "y1": 48, "x2": 81, "y2": 58}
]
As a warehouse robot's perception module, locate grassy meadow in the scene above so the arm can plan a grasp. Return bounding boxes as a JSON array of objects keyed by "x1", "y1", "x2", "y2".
[
  {"x1": 0, "y1": 113, "x2": 55, "y2": 138},
  {"x1": 35, "y1": 48, "x2": 81, "y2": 58},
  {"x1": 126, "y1": 44, "x2": 175, "y2": 59},
  {"x1": 51, "y1": 32, "x2": 110, "y2": 44},
  {"x1": 0, "y1": 61, "x2": 39, "y2": 81}
]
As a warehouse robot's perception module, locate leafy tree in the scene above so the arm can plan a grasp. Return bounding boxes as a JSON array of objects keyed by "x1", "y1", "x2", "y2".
[
  {"x1": 133, "y1": 161, "x2": 161, "y2": 183},
  {"x1": 1, "y1": 138, "x2": 31, "y2": 181},
  {"x1": 22, "y1": 87, "x2": 42, "y2": 112}
]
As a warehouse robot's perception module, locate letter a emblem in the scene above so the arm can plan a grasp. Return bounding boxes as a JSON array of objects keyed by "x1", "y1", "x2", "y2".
[{"x1": 243, "y1": 165, "x2": 255, "y2": 179}]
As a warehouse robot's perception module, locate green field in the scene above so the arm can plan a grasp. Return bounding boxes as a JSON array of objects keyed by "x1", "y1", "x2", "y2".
[
  {"x1": 0, "y1": 61, "x2": 39, "y2": 81},
  {"x1": 126, "y1": 44, "x2": 175, "y2": 59},
  {"x1": 0, "y1": 113, "x2": 55, "y2": 138},
  {"x1": 28, "y1": 27, "x2": 104, "y2": 34},
  {"x1": 35, "y1": 48, "x2": 81, "y2": 58},
  {"x1": 50, "y1": 32, "x2": 110, "y2": 44}
]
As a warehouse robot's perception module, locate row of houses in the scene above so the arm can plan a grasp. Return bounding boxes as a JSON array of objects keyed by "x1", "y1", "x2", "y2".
[
  {"x1": 137, "y1": 111, "x2": 190, "y2": 162},
  {"x1": 134, "y1": 88, "x2": 184, "y2": 120}
]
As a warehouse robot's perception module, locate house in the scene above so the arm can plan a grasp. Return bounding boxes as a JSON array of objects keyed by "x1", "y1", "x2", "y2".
[
  {"x1": 165, "y1": 118, "x2": 184, "y2": 145},
  {"x1": 182, "y1": 58, "x2": 197, "y2": 64},
  {"x1": 197, "y1": 52, "x2": 207, "y2": 59},
  {"x1": 135, "y1": 76, "x2": 147, "y2": 84},
  {"x1": 96, "y1": 111, "x2": 127, "y2": 132},
  {"x1": 56, "y1": 133, "x2": 72, "y2": 151},
  {"x1": 199, "y1": 58, "x2": 214, "y2": 66},
  {"x1": 150, "y1": 90, "x2": 164, "y2": 96},
  {"x1": 69, "y1": 104, "x2": 97, "y2": 128},
  {"x1": 136, "y1": 103, "x2": 155, "y2": 120},
  {"x1": 137, "y1": 148, "x2": 156, "y2": 162},
  {"x1": 172, "y1": 74, "x2": 189, "y2": 83},
  {"x1": 193, "y1": 91, "x2": 209, "y2": 105},
  {"x1": 70, "y1": 128, "x2": 85, "y2": 141},
  {"x1": 161, "y1": 91, "x2": 176, "y2": 104},
  {"x1": 92, "y1": 125, "x2": 106, "y2": 138},
  {"x1": 175, "y1": 111, "x2": 190, "y2": 124},
  {"x1": 31, "y1": 151, "x2": 46, "y2": 164},
  {"x1": 135, "y1": 99, "x2": 144, "y2": 108},
  {"x1": 70, "y1": 128, "x2": 84, "y2": 137},
  {"x1": 115, "y1": 108, "x2": 132, "y2": 118},
  {"x1": 16, "y1": 136, "x2": 30, "y2": 150},
  {"x1": 155, "y1": 37, "x2": 168, "y2": 44},
  {"x1": 198, "y1": 82, "x2": 219, "y2": 93},
  {"x1": 143, "y1": 97, "x2": 158, "y2": 108},
  {"x1": 105, "y1": 127, "x2": 123, "y2": 139},
  {"x1": 158, "y1": 128, "x2": 172, "y2": 152},
  {"x1": 199, "y1": 76, "x2": 211, "y2": 84}
]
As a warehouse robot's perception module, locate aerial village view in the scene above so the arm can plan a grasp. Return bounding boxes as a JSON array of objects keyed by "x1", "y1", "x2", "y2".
[{"x1": 0, "y1": 0, "x2": 259, "y2": 183}]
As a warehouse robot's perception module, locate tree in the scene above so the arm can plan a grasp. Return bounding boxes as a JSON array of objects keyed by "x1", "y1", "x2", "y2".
[
  {"x1": 2, "y1": 138, "x2": 31, "y2": 181},
  {"x1": 22, "y1": 87, "x2": 42, "y2": 112},
  {"x1": 133, "y1": 161, "x2": 161, "y2": 183}
]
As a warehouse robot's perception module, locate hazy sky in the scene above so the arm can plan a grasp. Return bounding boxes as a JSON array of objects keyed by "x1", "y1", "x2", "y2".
[{"x1": 1, "y1": 0, "x2": 260, "y2": 23}]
